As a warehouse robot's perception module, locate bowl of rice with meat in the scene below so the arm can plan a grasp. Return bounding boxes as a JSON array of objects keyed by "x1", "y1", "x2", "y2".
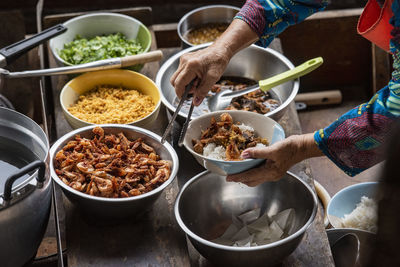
[
  {"x1": 183, "y1": 110, "x2": 285, "y2": 175},
  {"x1": 60, "y1": 69, "x2": 161, "y2": 129}
]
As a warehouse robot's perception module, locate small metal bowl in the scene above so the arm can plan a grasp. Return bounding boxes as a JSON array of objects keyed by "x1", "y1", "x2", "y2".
[
  {"x1": 174, "y1": 171, "x2": 317, "y2": 266},
  {"x1": 50, "y1": 124, "x2": 179, "y2": 219},
  {"x1": 183, "y1": 110, "x2": 285, "y2": 175},
  {"x1": 178, "y1": 5, "x2": 240, "y2": 48}
]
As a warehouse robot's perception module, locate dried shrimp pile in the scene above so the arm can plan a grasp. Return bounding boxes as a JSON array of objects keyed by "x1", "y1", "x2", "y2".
[
  {"x1": 54, "y1": 127, "x2": 171, "y2": 198},
  {"x1": 192, "y1": 113, "x2": 268, "y2": 161}
]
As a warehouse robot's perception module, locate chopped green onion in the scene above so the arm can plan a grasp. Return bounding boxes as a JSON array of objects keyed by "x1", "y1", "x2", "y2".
[{"x1": 59, "y1": 33, "x2": 144, "y2": 65}]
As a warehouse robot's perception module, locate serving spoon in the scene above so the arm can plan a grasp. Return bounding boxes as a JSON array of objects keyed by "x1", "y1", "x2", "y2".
[
  {"x1": 331, "y1": 233, "x2": 360, "y2": 267},
  {"x1": 208, "y1": 57, "x2": 323, "y2": 112},
  {"x1": 0, "y1": 50, "x2": 163, "y2": 79}
]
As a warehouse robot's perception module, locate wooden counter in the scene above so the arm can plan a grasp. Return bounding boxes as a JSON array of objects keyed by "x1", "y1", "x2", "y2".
[
  {"x1": 38, "y1": 7, "x2": 334, "y2": 265},
  {"x1": 44, "y1": 44, "x2": 334, "y2": 266}
]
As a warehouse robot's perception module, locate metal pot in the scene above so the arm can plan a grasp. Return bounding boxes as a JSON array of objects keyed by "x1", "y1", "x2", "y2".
[
  {"x1": 0, "y1": 107, "x2": 51, "y2": 267},
  {"x1": 156, "y1": 44, "x2": 299, "y2": 123}
]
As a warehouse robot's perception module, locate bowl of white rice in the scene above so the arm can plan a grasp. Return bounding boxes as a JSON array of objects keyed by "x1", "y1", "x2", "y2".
[
  {"x1": 182, "y1": 110, "x2": 285, "y2": 175},
  {"x1": 327, "y1": 182, "x2": 379, "y2": 233}
]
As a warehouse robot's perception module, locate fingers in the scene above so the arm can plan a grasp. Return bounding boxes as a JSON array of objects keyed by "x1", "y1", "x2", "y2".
[
  {"x1": 242, "y1": 146, "x2": 274, "y2": 159},
  {"x1": 226, "y1": 160, "x2": 285, "y2": 187},
  {"x1": 173, "y1": 68, "x2": 197, "y2": 99},
  {"x1": 193, "y1": 72, "x2": 220, "y2": 106},
  {"x1": 170, "y1": 52, "x2": 199, "y2": 98}
]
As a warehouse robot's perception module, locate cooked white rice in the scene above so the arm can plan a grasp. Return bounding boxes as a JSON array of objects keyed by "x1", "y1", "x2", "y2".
[
  {"x1": 255, "y1": 143, "x2": 266, "y2": 148},
  {"x1": 342, "y1": 196, "x2": 378, "y2": 233},
  {"x1": 237, "y1": 123, "x2": 254, "y2": 133},
  {"x1": 203, "y1": 143, "x2": 226, "y2": 160}
]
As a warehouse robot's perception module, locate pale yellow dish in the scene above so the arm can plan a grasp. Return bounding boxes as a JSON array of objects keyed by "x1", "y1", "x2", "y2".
[
  {"x1": 60, "y1": 69, "x2": 161, "y2": 129},
  {"x1": 68, "y1": 86, "x2": 155, "y2": 124}
]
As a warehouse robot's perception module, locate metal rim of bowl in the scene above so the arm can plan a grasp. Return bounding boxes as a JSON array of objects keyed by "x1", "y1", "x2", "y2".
[
  {"x1": 326, "y1": 228, "x2": 376, "y2": 237},
  {"x1": 155, "y1": 43, "x2": 300, "y2": 120},
  {"x1": 59, "y1": 69, "x2": 162, "y2": 127},
  {"x1": 327, "y1": 181, "x2": 379, "y2": 233},
  {"x1": 182, "y1": 110, "x2": 285, "y2": 163},
  {"x1": 49, "y1": 124, "x2": 179, "y2": 202},
  {"x1": 49, "y1": 12, "x2": 152, "y2": 66},
  {"x1": 174, "y1": 170, "x2": 318, "y2": 251},
  {"x1": 177, "y1": 4, "x2": 241, "y2": 47}
]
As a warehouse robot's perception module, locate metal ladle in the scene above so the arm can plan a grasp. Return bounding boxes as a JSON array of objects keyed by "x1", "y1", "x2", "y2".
[
  {"x1": 0, "y1": 50, "x2": 163, "y2": 88},
  {"x1": 207, "y1": 57, "x2": 323, "y2": 112},
  {"x1": 331, "y1": 233, "x2": 361, "y2": 267}
]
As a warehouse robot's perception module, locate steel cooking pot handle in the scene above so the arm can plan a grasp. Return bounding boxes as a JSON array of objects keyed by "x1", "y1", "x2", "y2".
[
  {"x1": 3, "y1": 160, "x2": 46, "y2": 201},
  {"x1": 0, "y1": 24, "x2": 67, "y2": 67}
]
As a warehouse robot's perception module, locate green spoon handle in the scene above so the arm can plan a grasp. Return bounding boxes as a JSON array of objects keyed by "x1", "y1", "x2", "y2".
[{"x1": 259, "y1": 57, "x2": 323, "y2": 92}]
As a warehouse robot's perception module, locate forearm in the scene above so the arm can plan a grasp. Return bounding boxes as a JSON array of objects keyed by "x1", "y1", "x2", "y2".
[
  {"x1": 289, "y1": 133, "x2": 324, "y2": 165},
  {"x1": 210, "y1": 19, "x2": 259, "y2": 60}
]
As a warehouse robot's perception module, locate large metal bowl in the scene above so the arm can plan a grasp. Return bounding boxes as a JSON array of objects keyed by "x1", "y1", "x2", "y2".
[
  {"x1": 50, "y1": 124, "x2": 178, "y2": 219},
  {"x1": 174, "y1": 171, "x2": 317, "y2": 266},
  {"x1": 177, "y1": 5, "x2": 240, "y2": 48},
  {"x1": 156, "y1": 44, "x2": 299, "y2": 122}
]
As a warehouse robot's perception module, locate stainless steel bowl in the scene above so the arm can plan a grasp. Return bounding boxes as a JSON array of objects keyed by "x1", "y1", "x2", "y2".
[
  {"x1": 50, "y1": 124, "x2": 179, "y2": 219},
  {"x1": 174, "y1": 171, "x2": 317, "y2": 266},
  {"x1": 177, "y1": 5, "x2": 240, "y2": 48},
  {"x1": 156, "y1": 44, "x2": 299, "y2": 122}
]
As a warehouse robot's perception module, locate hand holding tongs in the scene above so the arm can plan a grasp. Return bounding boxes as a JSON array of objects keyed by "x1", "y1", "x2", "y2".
[{"x1": 161, "y1": 80, "x2": 195, "y2": 146}]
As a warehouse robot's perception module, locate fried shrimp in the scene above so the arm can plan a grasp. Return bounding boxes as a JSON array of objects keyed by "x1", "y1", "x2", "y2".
[{"x1": 54, "y1": 126, "x2": 172, "y2": 198}]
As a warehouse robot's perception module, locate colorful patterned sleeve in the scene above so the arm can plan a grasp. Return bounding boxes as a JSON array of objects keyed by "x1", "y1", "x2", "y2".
[
  {"x1": 235, "y1": 0, "x2": 329, "y2": 47},
  {"x1": 314, "y1": 0, "x2": 400, "y2": 176}
]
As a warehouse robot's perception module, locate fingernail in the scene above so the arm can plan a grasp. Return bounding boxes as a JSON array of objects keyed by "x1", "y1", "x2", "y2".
[
  {"x1": 194, "y1": 97, "x2": 202, "y2": 106},
  {"x1": 241, "y1": 151, "x2": 250, "y2": 159}
]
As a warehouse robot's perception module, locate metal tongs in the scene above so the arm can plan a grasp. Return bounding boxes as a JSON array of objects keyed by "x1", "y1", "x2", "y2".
[{"x1": 161, "y1": 80, "x2": 195, "y2": 146}]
